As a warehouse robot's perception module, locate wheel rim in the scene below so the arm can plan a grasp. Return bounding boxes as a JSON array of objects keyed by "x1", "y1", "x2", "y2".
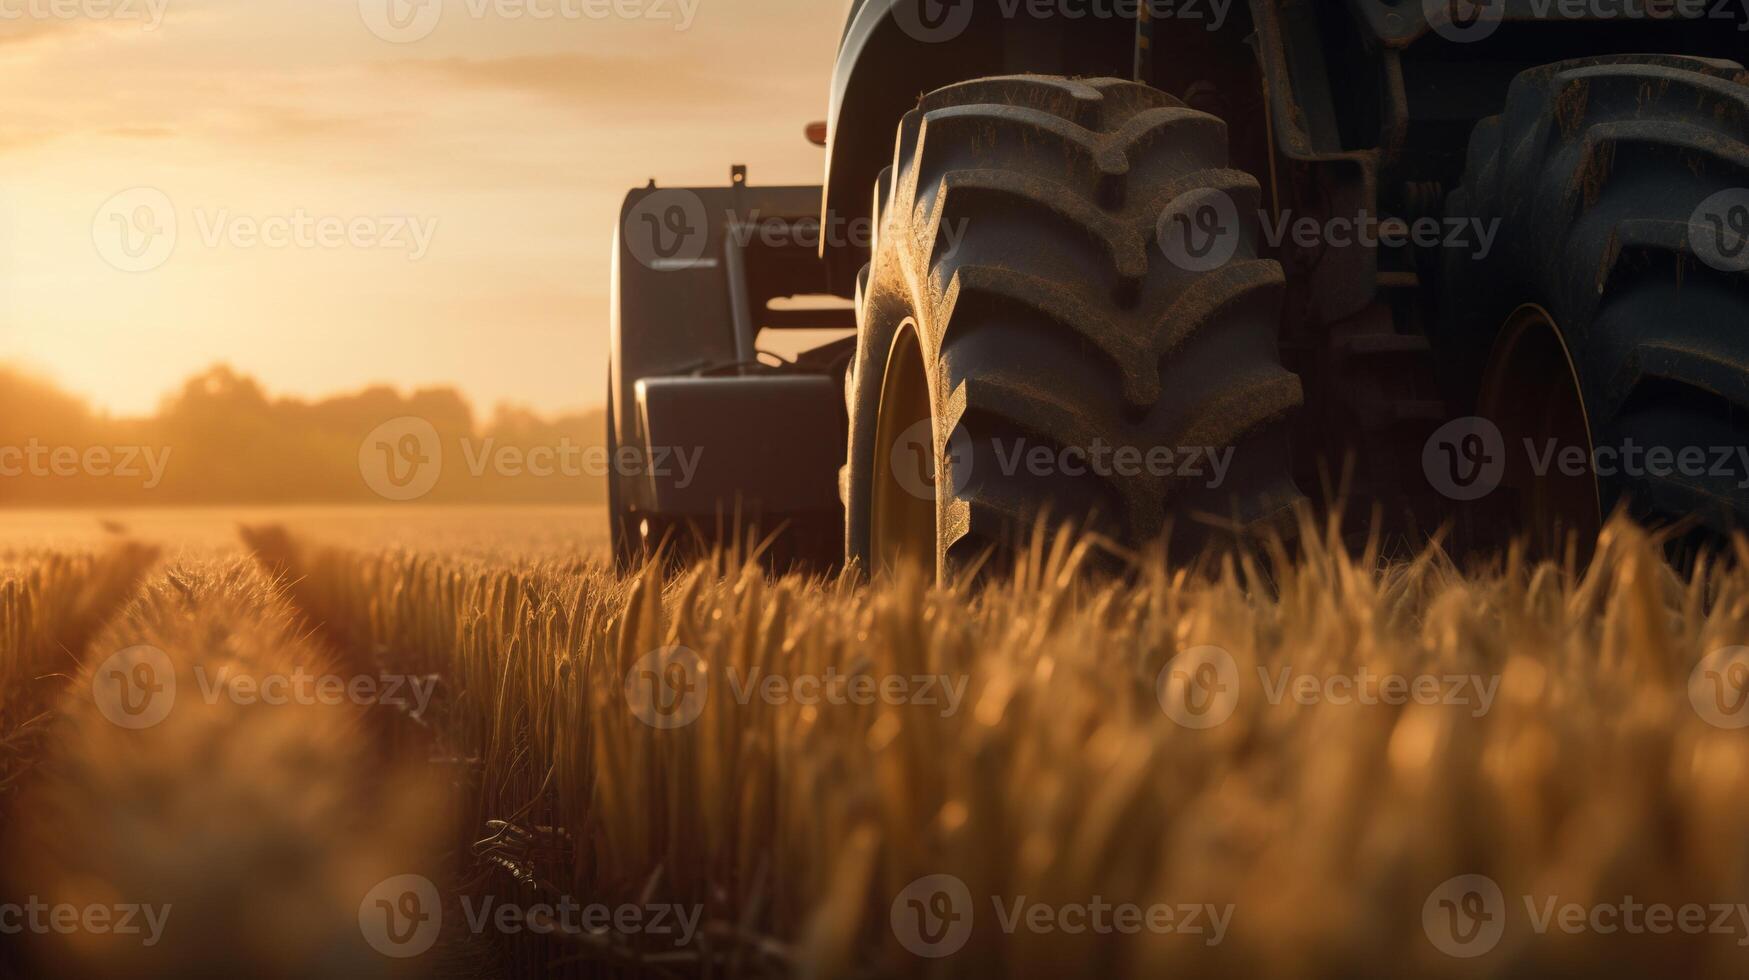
[
  {"x1": 869, "y1": 323, "x2": 937, "y2": 577},
  {"x1": 1478, "y1": 304, "x2": 1603, "y2": 555}
]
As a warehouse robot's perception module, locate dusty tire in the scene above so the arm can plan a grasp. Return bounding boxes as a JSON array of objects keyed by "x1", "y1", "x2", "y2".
[
  {"x1": 843, "y1": 75, "x2": 1303, "y2": 577},
  {"x1": 1437, "y1": 55, "x2": 1749, "y2": 549}
]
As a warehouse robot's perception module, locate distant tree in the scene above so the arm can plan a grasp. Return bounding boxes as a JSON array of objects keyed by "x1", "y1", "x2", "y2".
[{"x1": 0, "y1": 363, "x2": 605, "y2": 506}]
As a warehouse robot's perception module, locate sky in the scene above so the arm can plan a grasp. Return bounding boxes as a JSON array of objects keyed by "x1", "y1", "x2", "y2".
[{"x1": 0, "y1": 0, "x2": 846, "y2": 418}]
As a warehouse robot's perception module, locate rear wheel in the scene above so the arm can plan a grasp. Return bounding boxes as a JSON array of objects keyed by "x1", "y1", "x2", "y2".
[
  {"x1": 1438, "y1": 55, "x2": 1749, "y2": 555},
  {"x1": 843, "y1": 75, "x2": 1304, "y2": 578}
]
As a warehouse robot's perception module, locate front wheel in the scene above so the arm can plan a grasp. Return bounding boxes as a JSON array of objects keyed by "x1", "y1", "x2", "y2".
[{"x1": 842, "y1": 75, "x2": 1304, "y2": 579}]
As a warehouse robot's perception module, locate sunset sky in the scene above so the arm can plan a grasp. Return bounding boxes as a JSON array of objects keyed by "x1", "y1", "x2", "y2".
[{"x1": 0, "y1": 0, "x2": 844, "y2": 417}]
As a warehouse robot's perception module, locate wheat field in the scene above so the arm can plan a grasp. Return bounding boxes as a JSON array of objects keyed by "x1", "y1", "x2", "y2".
[{"x1": 3, "y1": 511, "x2": 1749, "y2": 978}]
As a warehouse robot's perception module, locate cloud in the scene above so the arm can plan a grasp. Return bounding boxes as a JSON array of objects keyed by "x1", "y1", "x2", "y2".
[
  {"x1": 108, "y1": 125, "x2": 175, "y2": 140},
  {"x1": 236, "y1": 103, "x2": 391, "y2": 144},
  {"x1": 384, "y1": 53, "x2": 759, "y2": 115}
]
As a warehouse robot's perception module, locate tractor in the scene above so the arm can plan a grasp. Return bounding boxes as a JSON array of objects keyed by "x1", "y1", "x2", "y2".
[{"x1": 609, "y1": 0, "x2": 1749, "y2": 575}]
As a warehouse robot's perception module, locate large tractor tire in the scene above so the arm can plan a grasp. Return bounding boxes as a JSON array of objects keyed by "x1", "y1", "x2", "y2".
[
  {"x1": 1437, "y1": 55, "x2": 1749, "y2": 553},
  {"x1": 843, "y1": 75, "x2": 1304, "y2": 578}
]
